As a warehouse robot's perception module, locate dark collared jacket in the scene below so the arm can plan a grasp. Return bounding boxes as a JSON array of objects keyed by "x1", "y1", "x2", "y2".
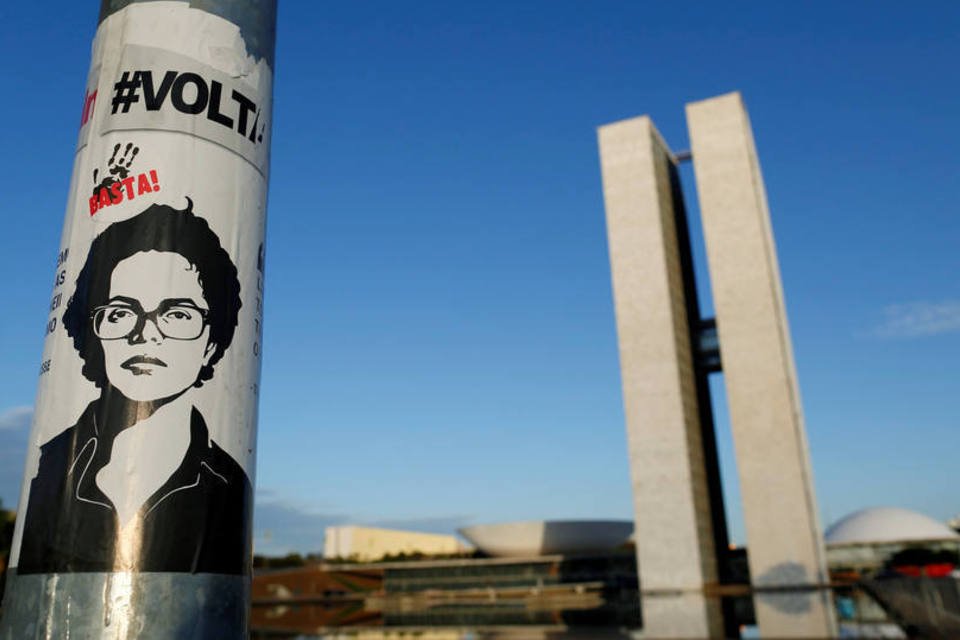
[{"x1": 16, "y1": 401, "x2": 252, "y2": 575}]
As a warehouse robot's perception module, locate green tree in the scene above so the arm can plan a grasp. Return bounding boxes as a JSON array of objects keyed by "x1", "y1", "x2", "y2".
[
  {"x1": 886, "y1": 546, "x2": 960, "y2": 569},
  {"x1": 0, "y1": 498, "x2": 16, "y2": 600}
]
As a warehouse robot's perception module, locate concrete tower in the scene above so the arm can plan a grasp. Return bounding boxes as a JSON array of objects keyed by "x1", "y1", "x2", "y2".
[{"x1": 597, "y1": 93, "x2": 836, "y2": 638}]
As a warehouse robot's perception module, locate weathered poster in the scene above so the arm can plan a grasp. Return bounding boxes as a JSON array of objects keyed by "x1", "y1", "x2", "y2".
[{"x1": 1, "y1": 1, "x2": 276, "y2": 636}]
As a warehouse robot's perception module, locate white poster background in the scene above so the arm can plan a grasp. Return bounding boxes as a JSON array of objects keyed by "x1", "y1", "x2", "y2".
[{"x1": 11, "y1": 1, "x2": 271, "y2": 567}]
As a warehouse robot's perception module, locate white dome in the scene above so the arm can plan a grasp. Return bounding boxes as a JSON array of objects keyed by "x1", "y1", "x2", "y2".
[
  {"x1": 825, "y1": 507, "x2": 959, "y2": 546},
  {"x1": 458, "y1": 520, "x2": 633, "y2": 557}
]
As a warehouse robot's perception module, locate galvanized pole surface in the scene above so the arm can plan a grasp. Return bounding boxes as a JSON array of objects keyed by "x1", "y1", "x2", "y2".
[{"x1": 0, "y1": 1, "x2": 276, "y2": 637}]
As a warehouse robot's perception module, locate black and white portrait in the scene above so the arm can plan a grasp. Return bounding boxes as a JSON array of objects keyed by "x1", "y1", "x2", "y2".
[{"x1": 17, "y1": 201, "x2": 252, "y2": 575}]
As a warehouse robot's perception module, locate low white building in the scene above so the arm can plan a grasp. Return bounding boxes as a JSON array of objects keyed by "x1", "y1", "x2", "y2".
[{"x1": 323, "y1": 526, "x2": 468, "y2": 562}]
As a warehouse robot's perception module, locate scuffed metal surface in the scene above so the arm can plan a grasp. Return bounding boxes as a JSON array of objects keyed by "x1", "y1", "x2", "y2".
[
  {"x1": 0, "y1": 572, "x2": 249, "y2": 638},
  {"x1": 99, "y1": 0, "x2": 277, "y2": 67}
]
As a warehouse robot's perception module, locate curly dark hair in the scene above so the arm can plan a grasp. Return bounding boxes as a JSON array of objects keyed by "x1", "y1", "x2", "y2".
[{"x1": 62, "y1": 200, "x2": 241, "y2": 388}]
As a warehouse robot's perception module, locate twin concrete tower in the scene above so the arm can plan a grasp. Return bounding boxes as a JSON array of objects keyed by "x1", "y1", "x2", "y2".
[{"x1": 597, "y1": 93, "x2": 836, "y2": 638}]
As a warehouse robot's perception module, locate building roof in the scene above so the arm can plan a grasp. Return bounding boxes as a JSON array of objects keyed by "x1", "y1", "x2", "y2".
[
  {"x1": 458, "y1": 520, "x2": 633, "y2": 557},
  {"x1": 825, "y1": 507, "x2": 960, "y2": 546}
]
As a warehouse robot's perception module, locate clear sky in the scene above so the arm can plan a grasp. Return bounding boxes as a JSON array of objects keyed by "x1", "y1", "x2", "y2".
[{"x1": 0, "y1": 1, "x2": 957, "y2": 555}]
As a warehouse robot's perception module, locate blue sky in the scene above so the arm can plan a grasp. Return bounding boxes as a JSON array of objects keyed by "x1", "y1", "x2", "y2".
[{"x1": 0, "y1": 1, "x2": 958, "y2": 555}]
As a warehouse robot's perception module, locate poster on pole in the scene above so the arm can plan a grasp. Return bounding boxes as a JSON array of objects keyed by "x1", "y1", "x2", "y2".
[{"x1": 2, "y1": 1, "x2": 275, "y2": 635}]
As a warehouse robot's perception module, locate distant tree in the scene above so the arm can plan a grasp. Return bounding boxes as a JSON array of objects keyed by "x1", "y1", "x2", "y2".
[
  {"x1": 379, "y1": 551, "x2": 425, "y2": 562},
  {"x1": 1, "y1": 499, "x2": 16, "y2": 600},
  {"x1": 886, "y1": 546, "x2": 959, "y2": 569},
  {"x1": 1, "y1": 498, "x2": 15, "y2": 556},
  {"x1": 253, "y1": 552, "x2": 308, "y2": 569}
]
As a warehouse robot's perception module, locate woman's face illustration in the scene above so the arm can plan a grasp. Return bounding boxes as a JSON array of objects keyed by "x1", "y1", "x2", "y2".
[{"x1": 98, "y1": 251, "x2": 215, "y2": 402}]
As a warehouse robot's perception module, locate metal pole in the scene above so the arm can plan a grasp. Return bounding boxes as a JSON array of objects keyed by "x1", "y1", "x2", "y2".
[{"x1": 1, "y1": 1, "x2": 276, "y2": 636}]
